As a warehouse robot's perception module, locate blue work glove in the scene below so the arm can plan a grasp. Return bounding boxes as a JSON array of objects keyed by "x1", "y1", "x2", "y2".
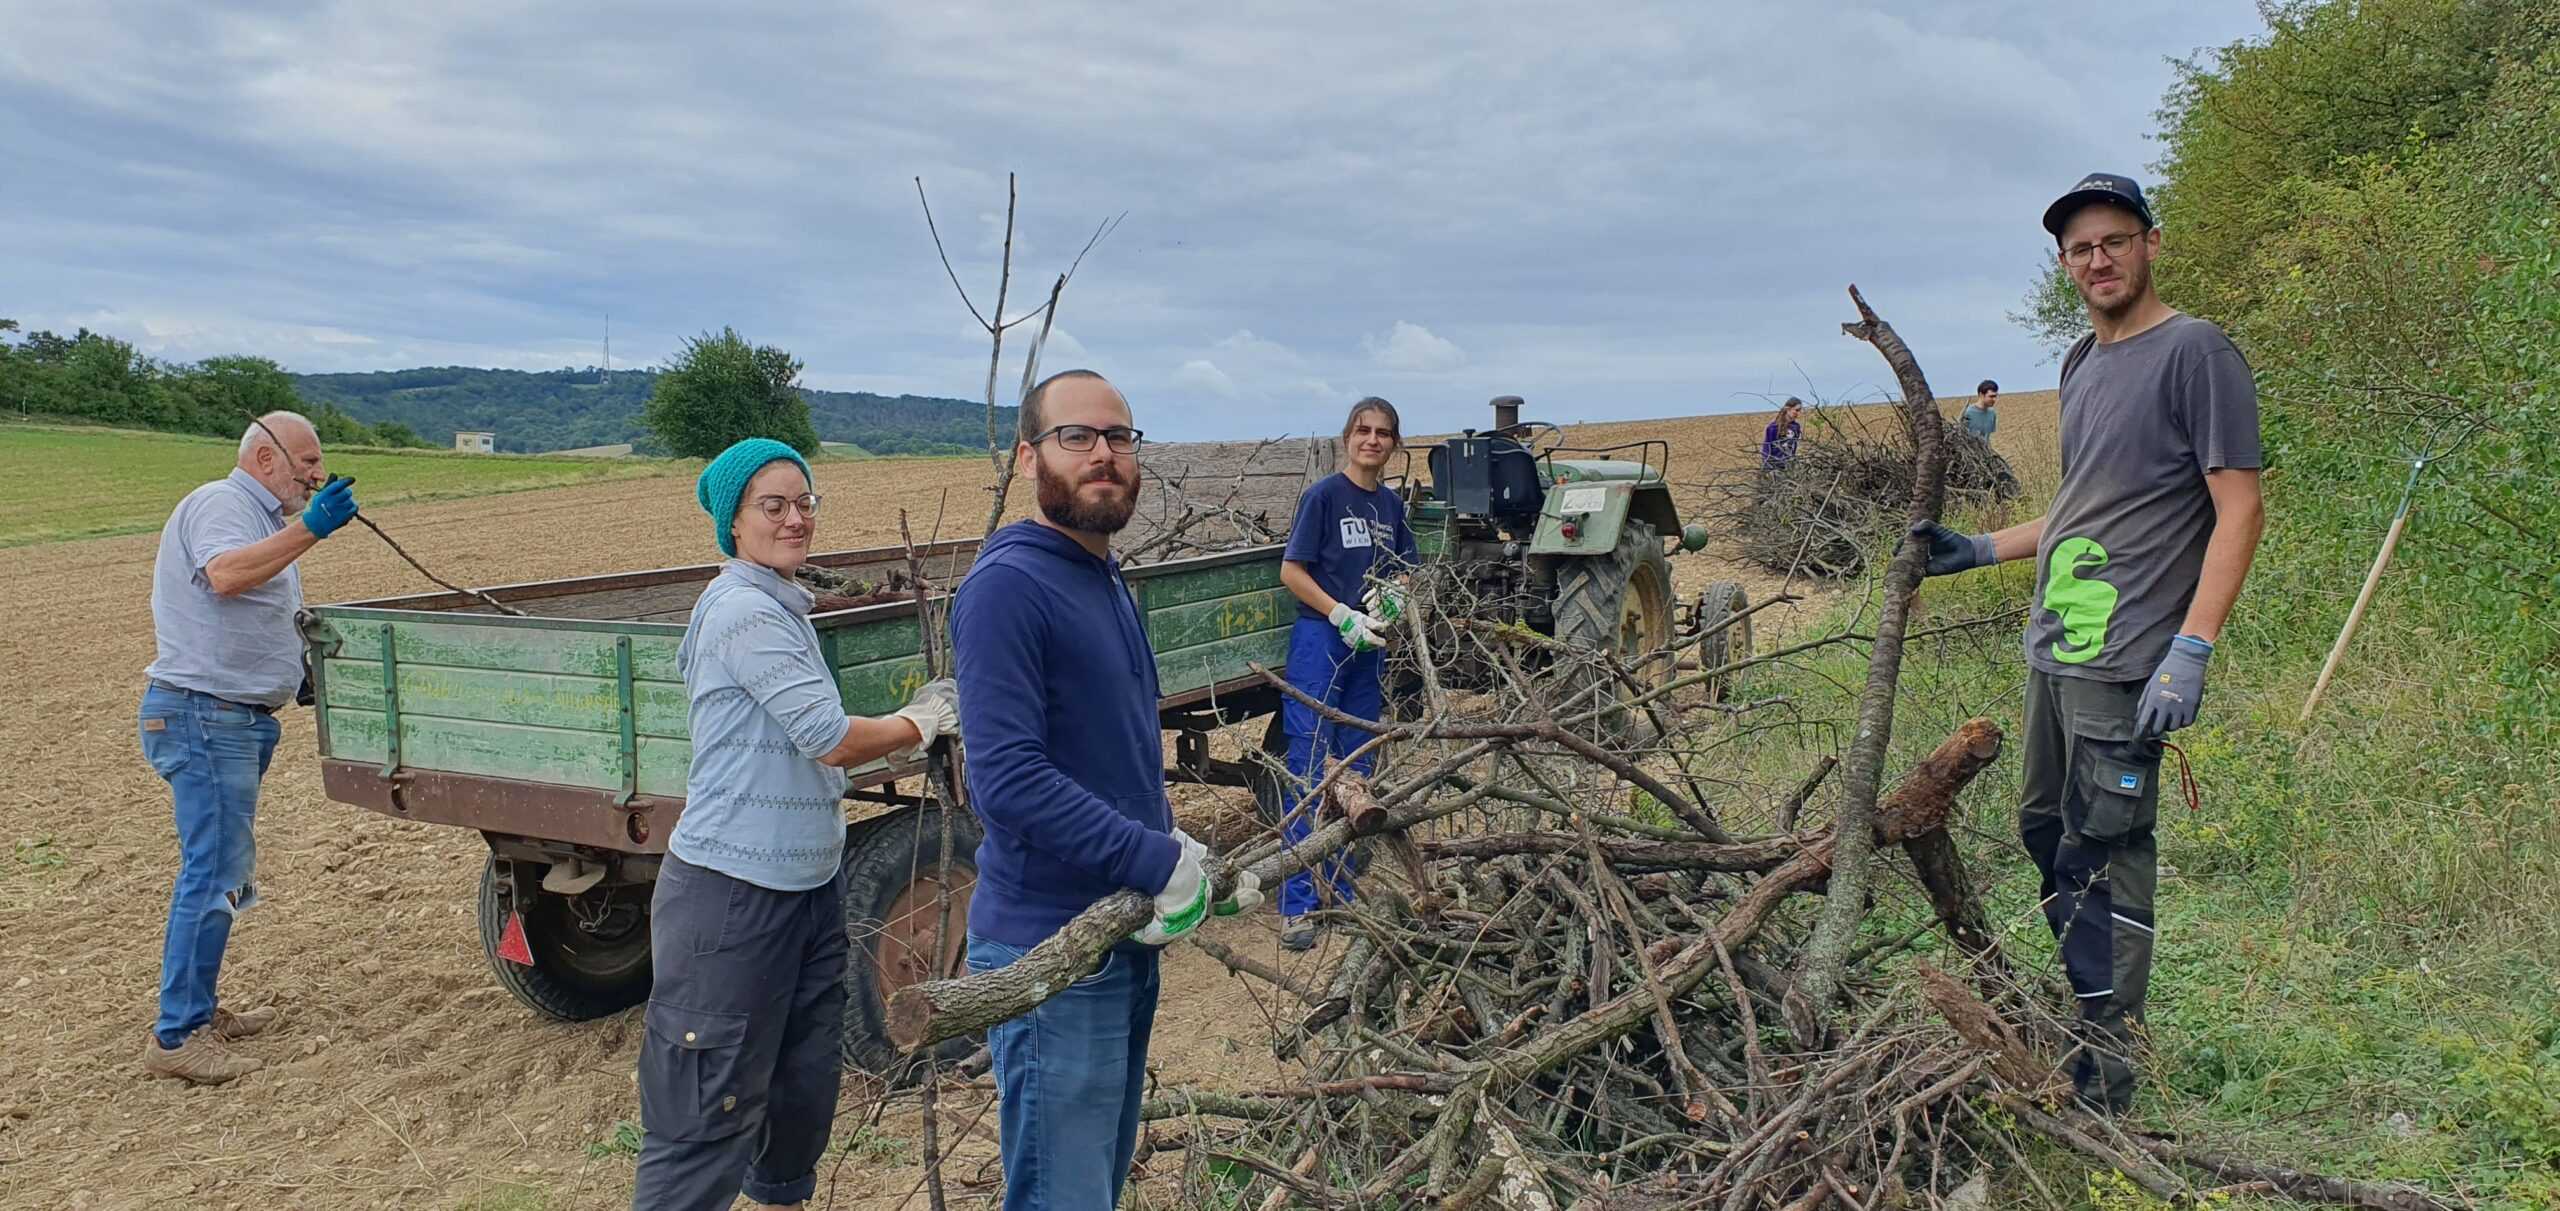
[
  {"x1": 2135, "y1": 635, "x2": 2214, "y2": 737},
  {"x1": 1907, "y1": 520, "x2": 1995, "y2": 577},
  {"x1": 301, "y1": 476, "x2": 359, "y2": 539}
]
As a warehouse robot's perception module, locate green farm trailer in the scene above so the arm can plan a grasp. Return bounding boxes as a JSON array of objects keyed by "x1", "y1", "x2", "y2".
[
  {"x1": 300, "y1": 538, "x2": 1301, "y2": 1073},
  {"x1": 299, "y1": 403, "x2": 1749, "y2": 1076}
]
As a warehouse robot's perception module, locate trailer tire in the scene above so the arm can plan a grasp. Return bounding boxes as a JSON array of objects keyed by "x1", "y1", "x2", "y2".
[
  {"x1": 840, "y1": 806, "x2": 985, "y2": 1082},
  {"x1": 477, "y1": 857, "x2": 653, "y2": 1022},
  {"x1": 1246, "y1": 712, "x2": 1294, "y2": 829}
]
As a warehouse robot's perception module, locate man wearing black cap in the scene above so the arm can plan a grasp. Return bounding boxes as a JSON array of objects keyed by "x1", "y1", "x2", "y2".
[{"x1": 1911, "y1": 172, "x2": 2264, "y2": 1113}]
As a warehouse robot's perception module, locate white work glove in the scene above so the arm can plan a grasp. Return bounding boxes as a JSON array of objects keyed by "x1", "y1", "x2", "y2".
[
  {"x1": 1362, "y1": 581, "x2": 1406, "y2": 628},
  {"x1": 1327, "y1": 602, "x2": 1386, "y2": 654},
  {"x1": 1214, "y1": 869, "x2": 1264, "y2": 918},
  {"x1": 890, "y1": 678, "x2": 960, "y2": 755},
  {"x1": 1134, "y1": 830, "x2": 1211, "y2": 946}
]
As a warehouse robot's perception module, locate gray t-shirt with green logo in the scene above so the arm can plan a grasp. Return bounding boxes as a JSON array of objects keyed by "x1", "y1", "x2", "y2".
[{"x1": 2027, "y1": 313, "x2": 2260, "y2": 682}]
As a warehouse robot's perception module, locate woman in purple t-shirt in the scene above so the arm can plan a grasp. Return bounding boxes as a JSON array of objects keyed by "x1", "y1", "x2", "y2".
[
  {"x1": 1273, "y1": 398, "x2": 1417, "y2": 951},
  {"x1": 1760, "y1": 397, "x2": 1805, "y2": 471}
]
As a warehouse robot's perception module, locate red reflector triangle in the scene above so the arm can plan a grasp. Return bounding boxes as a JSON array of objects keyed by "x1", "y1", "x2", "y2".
[{"x1": 496, "y1": 911, "x2": 535, "y2": 967}]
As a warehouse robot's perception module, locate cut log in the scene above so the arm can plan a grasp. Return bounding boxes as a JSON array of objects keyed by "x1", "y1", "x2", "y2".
[{"x1": 886, "y1": 786, "x2": 1482, "y2": 1050}]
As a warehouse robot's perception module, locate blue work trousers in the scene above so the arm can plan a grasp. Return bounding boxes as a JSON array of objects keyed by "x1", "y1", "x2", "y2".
[
  {"x1": 139, "y1": 683, "x2": 279, "y2": 1049},
  {"x1": 970, "y1": 934, "x2": 1161, "y2": 1211},
  {"x1": 1279, "y1": 616, "x2": 1382, "y2": 919}
]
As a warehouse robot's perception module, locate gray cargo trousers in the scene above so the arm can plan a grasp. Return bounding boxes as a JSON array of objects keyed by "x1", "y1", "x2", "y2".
[
  {"x1": 2019, "y1": 669, "x2": 2162, "y2": 1113},
  {"x1": 631, "y1": 854, "x2": 847, "y2": 1210}
]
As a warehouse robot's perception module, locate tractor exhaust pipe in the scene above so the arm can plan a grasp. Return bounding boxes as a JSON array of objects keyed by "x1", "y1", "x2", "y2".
[{"x1": 1490, "y1": 395, "x2": 1523, "y2": 432}]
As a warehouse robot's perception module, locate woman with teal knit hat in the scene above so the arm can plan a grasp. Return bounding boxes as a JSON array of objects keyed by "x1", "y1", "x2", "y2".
[{"x1": 631, "y1": 437, "x2": 962, "y2": 1211}]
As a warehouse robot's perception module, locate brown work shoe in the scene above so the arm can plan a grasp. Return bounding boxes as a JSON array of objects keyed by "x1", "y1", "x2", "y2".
[
  {"x1": 210, "y1": 1005, "x2": 278, "y2": 1041},
  {"x1": 141, "y1": 1029, "x2": 263, "y2": 1086}
]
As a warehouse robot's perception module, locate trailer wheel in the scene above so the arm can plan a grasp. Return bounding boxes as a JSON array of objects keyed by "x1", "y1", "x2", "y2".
[
  {"x1": 477, "y1": 857, "x2": 653, "y2": 1021},
  {"x1": 1246, "y1": 712, "x2": 1294, "y2": 828},
  {"x1": 1690, "y1": 581, "x2": 1754, "y2": 703},
  {"x1": 840, "y1": 806, "x2": 985, "y2": 1081}
]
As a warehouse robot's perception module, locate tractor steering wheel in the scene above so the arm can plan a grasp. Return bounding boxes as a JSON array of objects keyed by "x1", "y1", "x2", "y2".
[{"x1": 1500, "y1": 420, "x2": 1563, "y2": 453}]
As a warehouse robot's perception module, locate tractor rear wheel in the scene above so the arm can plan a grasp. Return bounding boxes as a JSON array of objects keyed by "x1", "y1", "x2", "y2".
[{"x1": 1550, "y1": 520, "x2": 1675, "y2": 733}]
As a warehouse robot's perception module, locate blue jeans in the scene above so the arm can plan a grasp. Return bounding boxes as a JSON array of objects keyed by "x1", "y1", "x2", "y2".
[
  {"x1": 1279, "y1": 616, "x2": 1381, "y2": 919},
  {"x1": 139, "y1": 683, "x2": 279, "y2": 1048},
  {"x1": 969, "y1": 934, "x2": 1160, "y2": 1211}
]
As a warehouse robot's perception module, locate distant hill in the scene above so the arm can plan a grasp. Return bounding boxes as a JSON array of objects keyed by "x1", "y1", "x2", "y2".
[{"x1": 291, "y1": 366, "x2": 1013, "y2": 456}]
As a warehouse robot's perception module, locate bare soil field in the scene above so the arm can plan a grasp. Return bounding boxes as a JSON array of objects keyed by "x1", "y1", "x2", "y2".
[{"x1": 0, "y1": 394, "x2": 2053, "y2": 1210}]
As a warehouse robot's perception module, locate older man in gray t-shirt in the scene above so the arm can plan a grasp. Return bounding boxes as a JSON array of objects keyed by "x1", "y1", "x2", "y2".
[
  {"x1": 140, "y1": 412, "x2": 360, "y2": 1086},
  {"x1": 1914, "y1": 172, "x2": 2265, "y2": 1115}
]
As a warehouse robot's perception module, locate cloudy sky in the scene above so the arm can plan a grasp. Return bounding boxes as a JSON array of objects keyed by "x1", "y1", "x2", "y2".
[{"x1": 3, "y1": 2, "x2": 2264, "y2": 441}]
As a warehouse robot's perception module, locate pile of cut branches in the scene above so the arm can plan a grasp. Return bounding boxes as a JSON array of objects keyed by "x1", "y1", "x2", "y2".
[
  {"x1": 853, "y1": 289, "x2": 2450, "y2": 1211},
  {"x1": 1709, "y1": 408, "x2": 2020, "y2": 580}
]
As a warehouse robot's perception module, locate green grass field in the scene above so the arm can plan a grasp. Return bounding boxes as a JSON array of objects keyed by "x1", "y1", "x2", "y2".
[{"x1": 0, "y1": 422, "x2": 682, "y2": 547}]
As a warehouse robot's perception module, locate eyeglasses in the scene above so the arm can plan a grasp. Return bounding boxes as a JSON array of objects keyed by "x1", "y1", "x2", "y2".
[
  {"x1": 1029, "y1": 424, "x2": 1144, "y2": 454},
  {"x1": 2060, "y1": 231, "x2": 2146, "y2": 267},
  {"x1": 751, "y1": 493, "x2": 822, "y2": 522}
]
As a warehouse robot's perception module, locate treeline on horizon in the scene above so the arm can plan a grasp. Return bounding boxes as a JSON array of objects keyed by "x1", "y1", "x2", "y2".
[
  {"x1": 292, "y1": 365, "x2": 1004, "y2": 456},
  {"x1": 0, "y1": 322, "x2": 1008, "y2": 458}
]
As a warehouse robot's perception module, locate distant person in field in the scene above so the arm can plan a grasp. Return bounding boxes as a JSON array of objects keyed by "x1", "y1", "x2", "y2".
[
  {"x1": 629, "y1": 437, "x2": 959, "y2": 1211},
  {"x1": 1912, "y1": 172, "x2": 2264, "y2": 1115},
  {"x1": 137, "y1": 411, "x2": 356, "y2": 1086},
  {"x1": 1963, "y1": 380, "x2": 2000, "y2": 440},
  {"x1": 1759, "y1": 397, "x2": 1805, "y2": 471},
  {"x1": 953, "y1": 369, "x2": 1261, "y2": 1211},
  {"x1": 1274, "y1": 397, "x2": 1418, "y2": 951}
]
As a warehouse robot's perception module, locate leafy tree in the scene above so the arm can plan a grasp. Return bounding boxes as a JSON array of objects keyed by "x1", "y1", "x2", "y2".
[
  {"x1": 2005, "y1": 260, "x2": 2089, "y2": 361},
  {"x1": 641, "y1": 327, "x2": 821, "y2": 458}
]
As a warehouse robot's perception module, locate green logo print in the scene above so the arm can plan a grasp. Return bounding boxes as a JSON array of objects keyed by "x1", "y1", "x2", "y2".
[{"x1": 2043, "y1": 537, "x2": 2118, "y2": 665}]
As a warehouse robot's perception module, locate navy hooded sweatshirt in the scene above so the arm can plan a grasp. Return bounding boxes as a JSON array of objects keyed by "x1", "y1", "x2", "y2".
[{"x1": 952, "y1": 519, "x2": 1181, "y2": 948}]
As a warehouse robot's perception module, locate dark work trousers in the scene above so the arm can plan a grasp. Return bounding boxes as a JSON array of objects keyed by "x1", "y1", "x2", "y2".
[
  {"x1": 2018, "y1": 669, "x2": 2162, "y2": 1113},
  {"x1": 631, "y1": 854, "x2": 847, "y2": 1210}
]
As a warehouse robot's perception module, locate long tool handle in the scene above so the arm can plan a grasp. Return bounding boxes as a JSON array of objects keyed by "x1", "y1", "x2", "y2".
[{"x1": 2299, "y1": 510, "x2": 2409, "y2": 724}]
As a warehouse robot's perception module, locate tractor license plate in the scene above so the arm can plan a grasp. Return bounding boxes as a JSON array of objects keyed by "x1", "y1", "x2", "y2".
[{"x1": 1558, "y1": 485, "x2": 1609, "y2": 515}]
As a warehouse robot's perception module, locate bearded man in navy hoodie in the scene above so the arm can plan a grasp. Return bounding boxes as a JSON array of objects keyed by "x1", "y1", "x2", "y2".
[{"x1": 953, "y1": 369, "x2": 1256, "y2": 1210}]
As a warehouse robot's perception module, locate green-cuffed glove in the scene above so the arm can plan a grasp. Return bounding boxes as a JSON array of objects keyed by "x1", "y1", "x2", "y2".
[
  {"x1": 2135, "y1": 635, "x2": 2213, "y2": 737},
  {"x1": 1327, "y1": 602, "x2": 1386, "y2": 653},
  {"x1": 1134, "y1": 831, "x2": 1211, "y2": 946},
  {"x1": 1362, "y1": 582, "x2": 1406, "y2": 627},
  {"x1": 1907, "y1": 520, "x2": 1994, "y2": 577},
  {"x1": 1215, "y1": 869, "x2": 1264, "y2": 917},
  {"x1": 302, "y1": 476, "x2": 359, "y2": 539}
]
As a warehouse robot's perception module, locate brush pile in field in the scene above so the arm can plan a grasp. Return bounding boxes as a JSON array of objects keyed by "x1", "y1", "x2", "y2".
[
  {"x1": 876, "y1": 565, "x2": 2454, "y2": 1211},
  {"x1": 1719, "y1": 414, "x2": 2019, "y2": 580}
]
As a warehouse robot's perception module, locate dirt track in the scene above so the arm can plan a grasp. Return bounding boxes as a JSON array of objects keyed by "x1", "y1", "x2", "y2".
[{"x1": 0, "y1": 399, "x2": 2051, "y2": 1209}]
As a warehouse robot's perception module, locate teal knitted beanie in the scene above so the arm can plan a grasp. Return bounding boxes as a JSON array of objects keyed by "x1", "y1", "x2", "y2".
[{"x1": 696, "y1": 438, "x2": 814, "y2": 557}]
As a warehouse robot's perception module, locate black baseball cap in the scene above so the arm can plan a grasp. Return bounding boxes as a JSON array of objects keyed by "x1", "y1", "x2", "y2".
[{"x1": 2042, "y1": 172, "x2": 2154, "y2": 236}]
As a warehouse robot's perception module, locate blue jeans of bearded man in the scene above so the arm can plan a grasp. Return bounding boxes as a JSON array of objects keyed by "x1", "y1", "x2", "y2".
[
  {"x1": 1280, "y1": 616, "x2": 1382, "y2": 919},
  {"x1": 139, "y1": 683, "x2": 279, "y2": 1048},
  {"x1": 970, "y1": 934, "x2": 1161, "y2": 1211}
]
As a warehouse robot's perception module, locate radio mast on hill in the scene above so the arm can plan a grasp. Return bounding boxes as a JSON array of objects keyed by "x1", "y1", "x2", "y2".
[{"x1": 603, "y1": 313, "x2": 612, "y2": 385}]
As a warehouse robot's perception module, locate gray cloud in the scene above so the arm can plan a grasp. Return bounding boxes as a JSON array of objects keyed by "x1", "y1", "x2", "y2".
[{"x1": 1, "y1": 1, "x2": 2264, "y2": 440}]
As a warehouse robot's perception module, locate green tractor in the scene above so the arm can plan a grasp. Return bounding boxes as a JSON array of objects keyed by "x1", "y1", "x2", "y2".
[{"x1": 1402, "y1": 396, "x2": 1754, "y2": 714}]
